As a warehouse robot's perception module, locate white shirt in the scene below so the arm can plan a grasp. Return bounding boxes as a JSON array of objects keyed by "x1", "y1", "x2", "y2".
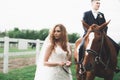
[{"x1": 91, "y1": 9, "x2": 99, "y2": 19}]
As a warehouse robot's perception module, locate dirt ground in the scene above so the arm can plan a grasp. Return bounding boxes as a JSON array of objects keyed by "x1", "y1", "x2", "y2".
[{"x1": 0, "y1": 57, "x2": 35, "y2": 72}]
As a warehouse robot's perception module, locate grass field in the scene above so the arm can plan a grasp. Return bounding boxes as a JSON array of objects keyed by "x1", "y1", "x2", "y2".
[
  {"x1": 0, "y1": 63, "x2": 120, "y2": 80},
  {"x1": 0, "y1": 53, "x2": 120, "y2": 80},
  {"x1": 0, "y1": 47, "x2": 35, "y2": 53},
  {"x1": 0, "y1": 47, "x2": 120, "y2": 80},
  {"x1": 0, "y1": 65, "x2": 36, "y2": 80}
]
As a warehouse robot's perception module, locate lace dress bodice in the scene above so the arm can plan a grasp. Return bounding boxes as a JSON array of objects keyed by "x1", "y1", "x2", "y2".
[
  {"x1": 46, "y1": 45, "x2": 72, "y2": 80},
  {"x1": 34, "y1": 44, "x2": 72, "y2": 80},
  {"x1": 49, "y1": 45, "x2": 68, "y2": 63}
]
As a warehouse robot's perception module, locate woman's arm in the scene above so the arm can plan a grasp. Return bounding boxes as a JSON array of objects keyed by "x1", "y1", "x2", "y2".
[{"x1": 65, "y1": 44, "x2": 72, "y2": 67}]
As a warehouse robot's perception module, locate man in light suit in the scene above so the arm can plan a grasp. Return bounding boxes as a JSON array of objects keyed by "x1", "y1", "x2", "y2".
[{"x1": 79, "y1": 0, "x2": 120, "y2": 73}]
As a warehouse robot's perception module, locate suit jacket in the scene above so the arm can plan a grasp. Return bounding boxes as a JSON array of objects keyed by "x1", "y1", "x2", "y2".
[
  {"x1": 82, "y1": 10, "x2": 120, "y2": 54},
  {"x1": 83, "y1": 10, "x2": 108, "y2": 33}
]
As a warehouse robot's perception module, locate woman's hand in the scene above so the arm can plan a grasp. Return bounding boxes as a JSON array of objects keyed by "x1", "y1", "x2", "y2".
[
  {"x1": 65, "y1": 61, "x2": 72, "y2": 67},
  {"x1": 58, "y1": 62, "x2": 66, "y2": 66},
  {"x1": 58, "y1": 61, "x2": 72, "y2": 67}
]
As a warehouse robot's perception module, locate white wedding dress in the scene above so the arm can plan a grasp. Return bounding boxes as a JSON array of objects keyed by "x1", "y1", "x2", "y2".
[{"x1": 34, "y1": 38, "x2": 73, "y2": 80}]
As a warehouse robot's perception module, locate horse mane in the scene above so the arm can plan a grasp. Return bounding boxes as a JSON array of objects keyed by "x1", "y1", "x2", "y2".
[{"x1": 104, "y1": 34, "x2": 117, "y2": 68}]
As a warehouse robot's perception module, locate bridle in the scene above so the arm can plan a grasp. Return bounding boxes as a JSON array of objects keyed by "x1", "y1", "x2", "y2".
[
  {"x1": 62, "y1": 29, "x2": 111, "y2": 78},
  {"x1": 78, "y1": 30, "x2": 110, "y2": 76}
]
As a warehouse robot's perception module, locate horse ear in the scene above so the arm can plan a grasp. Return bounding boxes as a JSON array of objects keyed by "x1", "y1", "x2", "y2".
[
  {"x1": 81, "y1": 20, "x2": 90, "y2": 30},
  {"x1": 99, "y1": 20, "x2": 111, "y2": 30}
]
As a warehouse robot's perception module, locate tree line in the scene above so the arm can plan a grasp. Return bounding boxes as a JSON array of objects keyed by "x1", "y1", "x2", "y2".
[{"x1": 0, "y1": 28, "x2": 81, "y2": 43}]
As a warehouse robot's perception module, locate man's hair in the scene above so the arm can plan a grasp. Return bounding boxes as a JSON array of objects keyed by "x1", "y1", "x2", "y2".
[{"x1": 91, "y1": 0, "x2": 100, "y2": 2}]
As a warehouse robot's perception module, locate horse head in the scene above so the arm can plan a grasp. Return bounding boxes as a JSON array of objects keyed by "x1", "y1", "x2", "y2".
[
  {"x1": 74, "y1": 20, "x2": 117, "y2": 80},
  {"x1": 81, "y1": 20, "x2": 110, "y2": 70}
]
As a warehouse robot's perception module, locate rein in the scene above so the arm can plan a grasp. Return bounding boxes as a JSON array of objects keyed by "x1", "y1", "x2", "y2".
[
  {"x1": 78, "y1": 30, "x2": 111, "y2": 75},
  {"x1": 61, "y1": 65, "x2": 76, "y2": 76},
  {"x1": 85, "y1": 31, "x2": 110, "y2": 69},
  {"x1": 61, "y1": 59, "x2": 85, "y2": 76}
]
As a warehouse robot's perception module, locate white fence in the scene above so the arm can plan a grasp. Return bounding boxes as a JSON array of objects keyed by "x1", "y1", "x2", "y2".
[
  {"x1": 0, "y1": 37, "x2": 44, "y2": 73},
  {"x1": 0, "y1": 37, "x2": 75, "y2": 74}
]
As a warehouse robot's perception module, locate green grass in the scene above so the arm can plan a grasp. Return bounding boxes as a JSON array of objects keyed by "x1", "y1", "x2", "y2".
[
  {"x1": 0, "y1": 53, "x2": 120, "y2": 80},
  {"x1": 0, "y1": 48, "x2": 3, "y2": 53},
  {"x1": 0, "y1": 65, "x2": 36, "y2": 80},
  {"x1": 0, "y1": 63, "x2": 120, "y2": 80},
  {"x1": 0, "y1": 47, "x2": 35, "y2": 53}
]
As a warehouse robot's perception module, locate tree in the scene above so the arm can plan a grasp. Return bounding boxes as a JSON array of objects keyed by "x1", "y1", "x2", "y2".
[
  {"x1": 68, "y1": 33, "x2": 80, "y2": 43},
  {"x1": 38, "y1": 28, "x2": 49, "y2": 40},
  {"x1": 0, "y1": 32, "x2": 6, "y2": 37},
  {"x1": 6, "y1": 27, "x2": 81, "y2": 43},
  {"x1": 8, "y1": 28, "x2": 21, "y2": 38}
]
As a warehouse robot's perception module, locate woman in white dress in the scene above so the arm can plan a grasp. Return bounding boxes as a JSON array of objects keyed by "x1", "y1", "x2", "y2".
[{"x1": 34, "y1": 24, "x2": 73, "y2": 80}]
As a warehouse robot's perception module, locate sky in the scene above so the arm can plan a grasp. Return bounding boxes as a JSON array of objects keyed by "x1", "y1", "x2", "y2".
[{"x1": 0, "y1": 0, "x2": 120, "y2": 42}]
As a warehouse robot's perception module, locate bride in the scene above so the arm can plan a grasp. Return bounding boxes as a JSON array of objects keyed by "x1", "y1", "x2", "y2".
[{"x1": 34, "y1": 24, "x2": 73, "y2": 80}]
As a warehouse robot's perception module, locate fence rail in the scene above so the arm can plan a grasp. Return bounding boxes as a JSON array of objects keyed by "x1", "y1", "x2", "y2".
[
  {"x1": 0, "y1": 37, "x2": 75, "y2": 73},
  {"x1": 0, "y1": 37, "x2": 43, "y2": 73}
]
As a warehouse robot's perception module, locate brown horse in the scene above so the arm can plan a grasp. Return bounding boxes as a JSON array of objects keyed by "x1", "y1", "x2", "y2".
[{"x1": 74, "y1": 20, "x2": 117, "y2": 80}]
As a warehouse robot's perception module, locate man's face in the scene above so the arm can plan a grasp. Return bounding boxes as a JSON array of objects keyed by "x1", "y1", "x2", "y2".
[{"x1": 92, "y1": 0, "x2": 100, "y2": 10}]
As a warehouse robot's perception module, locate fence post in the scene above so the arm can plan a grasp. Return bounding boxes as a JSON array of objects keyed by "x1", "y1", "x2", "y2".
[
  {"x1": 3, "y1": 36, "x2": 9, "y2": 73},
  {"x1": 35, "y1": 39, "x2": 40, "y2": 65}
]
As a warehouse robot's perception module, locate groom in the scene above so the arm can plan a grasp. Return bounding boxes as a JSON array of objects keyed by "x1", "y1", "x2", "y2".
[{"x1": 79, "y1": 0, "x2": 120, "y2": 73}]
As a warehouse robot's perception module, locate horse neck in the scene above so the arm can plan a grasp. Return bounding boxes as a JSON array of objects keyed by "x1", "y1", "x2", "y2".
[{"x1": 104, "y1": 34, "x2": 117, "y2": 56}]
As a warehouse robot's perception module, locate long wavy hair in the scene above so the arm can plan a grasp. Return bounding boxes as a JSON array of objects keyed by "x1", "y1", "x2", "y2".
[{"x1": 49, "y1": 24, "x2": 69, "y2": 53}]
